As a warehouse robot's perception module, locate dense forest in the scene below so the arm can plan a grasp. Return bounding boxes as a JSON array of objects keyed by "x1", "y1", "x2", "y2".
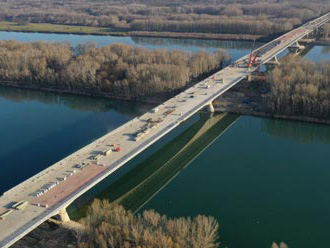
[
  {"x1": 0, "y1": 0, "x2": 330, "y2": 37},
  {"x1": 264, "y1": 56, "x2": 330, "y2": 120},
  {"x1": 0, "y1": 41, "x2": 229, "y2": 98},
  {"x1": 79, "y1": 199, "x2": 219, "y2": 248}
]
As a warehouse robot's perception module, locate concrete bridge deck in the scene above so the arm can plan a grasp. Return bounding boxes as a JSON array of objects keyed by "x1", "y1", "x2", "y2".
[{"x1": 0, "y1": 11, "x2": 329, "y2": 248}]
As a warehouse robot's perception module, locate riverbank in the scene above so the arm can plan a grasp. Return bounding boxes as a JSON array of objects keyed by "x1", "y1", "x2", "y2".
[
  {"x1": 128, "y1": 31, "x2": 263, "y2": 41},
  {"x1": 1, "y1": 21, "x2": 329, "y2": 47},
  {"x1": 214, "y1": 78, "x2": 330, "y2": 126},
  {"x1": 0, "y1": 21, "x2": 265, "y2": 41},
  {"x1": 4, "y1": 21, "x2": 330, "y2": 45},
  {"x1": 2, "y1": 77, "x2": 329, "y2": 127},
  {"x1": 0, "y1": 81, "x2": 168, "y2": 104},
  {"x1": 311, "y1": 39, "x2": 330, "y2": 46},
  {"x1": 0, "y1": 22, "x2": 126, "y2": 36}
]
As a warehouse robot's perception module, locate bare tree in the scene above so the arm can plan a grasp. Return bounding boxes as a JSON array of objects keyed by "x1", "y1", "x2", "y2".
[
  {"x1": 79, "y1": 199, "x2": 220, "y2": 248},
  {"x1": 264, "y1": 55, "x2": 330, "y2": 120},
  {"x1": 0, "y1": 41, "x2": 229, "y2": 98}
]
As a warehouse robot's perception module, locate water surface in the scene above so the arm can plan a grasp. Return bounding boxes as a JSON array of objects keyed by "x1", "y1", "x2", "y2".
[
  {"x1": 0, "y1": 86, "x2": 152, "y2": 192},
  {"x1": 0, "y1": 31, "x2": 254, "y2": 60},
  {"x1": 142, "y1": 116, "x2": 330, "y2": 248}
]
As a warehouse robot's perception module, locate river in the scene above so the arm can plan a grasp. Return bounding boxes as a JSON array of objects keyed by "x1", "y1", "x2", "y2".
[{"x1": 0, "y1": 31, "x2": 330, "y2": 248}]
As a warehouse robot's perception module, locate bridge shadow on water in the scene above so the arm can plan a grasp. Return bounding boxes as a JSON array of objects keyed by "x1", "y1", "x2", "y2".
[{"x1": 68, "y1": 112, "x2": 239, "y2": 219}]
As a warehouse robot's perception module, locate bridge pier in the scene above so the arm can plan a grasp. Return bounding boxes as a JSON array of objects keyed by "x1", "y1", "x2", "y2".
[
  {"x1": 265, "y1": 56, "x2": 280, "y2": 70},
  {"x1": 247, "y1": 74, "x2": 252, "y2": 82},
  {"x1": 206, "y1": 102, "x2": 215, "y2": 113},
  {"x1": 269, "y1": 56, "x2": 280, "y2": 65},
  {"x1": 317, "y1": 26, "x2": 324, "y2": 37},
  {"x1": 57, "y1": 208, "x2": 70, "y2": 222},
  {"x1": 288, "y1": 41, "x2": 305, "y2": 55}
]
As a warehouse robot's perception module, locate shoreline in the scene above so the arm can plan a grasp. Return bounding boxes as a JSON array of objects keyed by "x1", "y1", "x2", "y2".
[
  {"x1": 0, "y1": 81, "x2": 166, "y2": 104},
  {"x1": 0, "y1": 62, "x2": 226, "y2": 105},
  {"x1": 0, "y1": 22, "x2": 269, "y2": 42},
  {"x1": 128, "y1": 31, "x2": 264, "y2": 42},
  {"x1": 0, "y1": 20, "x2": 329, "y2": 45},
  {"x1": 1, "y1": 81, "x2": 329, "y2": 127},
  {"x1": 0, "y1": 27, "x2": 264, "y2": 41},
  {"x1": 1, "y1": 28, "x2": 329, "y2": 46},
  {"x1": 229, "y1": 109, "x2": 330, "y2": 126},
  {"x1": 0, "y1": 28, "x2": 127, "y2": 37},
  {"x1": 1, "y1": 24, "x2": 330, "y2": 45},
  {"x1": 311, "y1": 39, "x2": 330, "y2": 46}
]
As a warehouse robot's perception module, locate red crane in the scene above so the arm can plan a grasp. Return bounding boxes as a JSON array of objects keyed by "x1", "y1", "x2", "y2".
[
  {"x1": 247, "y1": 38, "x2": 261, "y2": 68},
  {"x1": 248, "y1": 51, "x2": 260, "y2": 68}
]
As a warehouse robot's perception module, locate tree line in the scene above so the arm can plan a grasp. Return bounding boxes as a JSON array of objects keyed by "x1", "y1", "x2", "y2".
[
  {"x1": 0, "y1": 41, "x2": 229, "y2": 97},
  {"x1": 78, "y1": 200, "x2": 289, "y2": 248},
  {"x1": 79, "y1": 199, "x2": 219, "y2": 248},
  {"x1": 0, "y1": 0, "x2": 329, "y2": 37},
  {"x1": 264, "y1": 56, "x2": 330, "y2": 120},
  {"x1": 12, "y1": 198, "x2": 290, "y2": 248}
]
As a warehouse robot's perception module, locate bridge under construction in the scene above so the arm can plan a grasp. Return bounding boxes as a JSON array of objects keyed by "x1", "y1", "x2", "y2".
[{"x1": 0, "y1": 11, "x2": 329, "y2": 248}]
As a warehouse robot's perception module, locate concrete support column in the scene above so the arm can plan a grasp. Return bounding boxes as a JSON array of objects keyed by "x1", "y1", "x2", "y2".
[
  {"x1": 207, "y1": 102, "x2": 215, "y2": 113},
  {"x1": 266, "y1": 56, "x2": 280, "y2": 67},
  {"x1": 247, "y1": 74, "x2": 252, "y2": 82},
  {"x1": 288, "y1": 41, "x2": 305, "y2": 55},
  {"x1": 58, "y1": 208, "x2": 70, "y2": 222}
]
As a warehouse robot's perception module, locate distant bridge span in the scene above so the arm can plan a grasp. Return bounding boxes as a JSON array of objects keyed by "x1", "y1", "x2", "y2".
[{"x1": 0, "y1": 11, "x2": 330, "y2": 248}]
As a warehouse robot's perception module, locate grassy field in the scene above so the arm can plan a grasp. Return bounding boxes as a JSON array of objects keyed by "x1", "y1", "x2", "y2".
[{"x1": 0, "y1": 22, "x2": 126, "y2": 35}]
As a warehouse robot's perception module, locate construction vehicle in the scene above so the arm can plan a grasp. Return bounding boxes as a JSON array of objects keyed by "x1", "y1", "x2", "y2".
[
  {"x1": 0, "y1": 209, "x2": 13, "y2": 220},
  {"x1": 103, "y1": 149, "x2": 112, "y2": 156},
  {"x1": 12, "y1": 201, "x2": 28, "y2": 210},
  {"x1": 92, "y1": 154, "x2": 103, "y2": 160},
  {"x1": 163, "y1": 109, "x2": 175, "y2": 117},
  {"x1": 146, "y1": 117, "x2": 162, "y2": 124}
]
